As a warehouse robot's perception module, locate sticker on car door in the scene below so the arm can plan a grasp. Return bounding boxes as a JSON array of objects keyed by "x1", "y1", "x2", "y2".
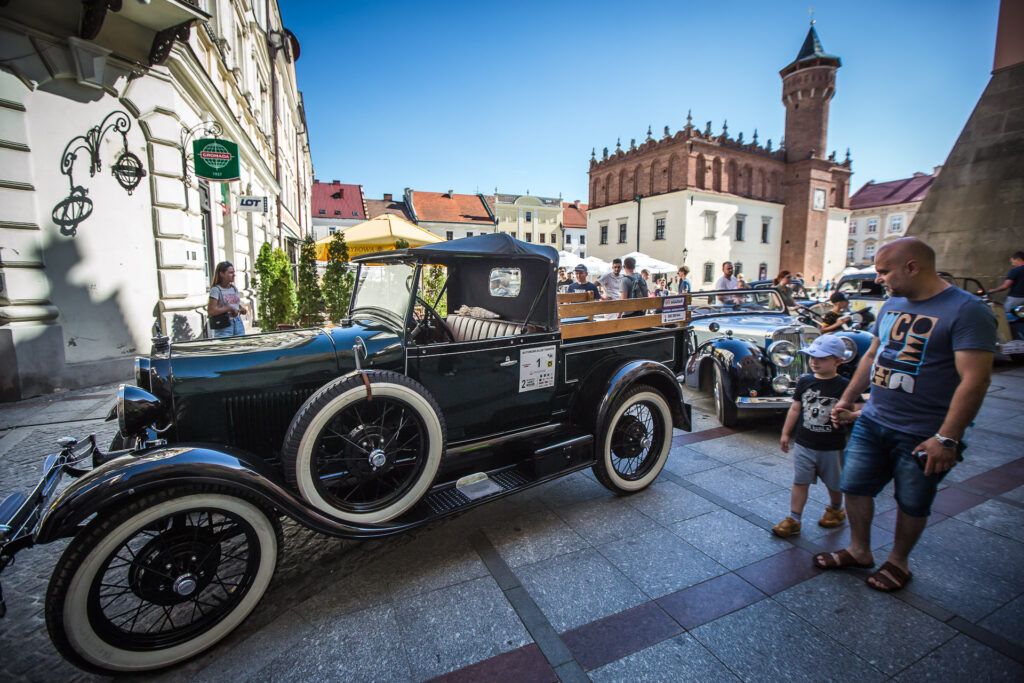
[{"x1": 520, "y1": 345, "x2": 556, "y2": 392}]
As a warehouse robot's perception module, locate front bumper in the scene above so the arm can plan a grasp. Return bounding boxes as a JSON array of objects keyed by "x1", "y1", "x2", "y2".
[{"x1": 735, "y1": 396, "x2": 793, "y2": 409}]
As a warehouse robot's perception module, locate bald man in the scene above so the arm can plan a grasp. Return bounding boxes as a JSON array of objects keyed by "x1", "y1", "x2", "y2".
[{"x1": 820, "y1": 237, "x2": 996, "y2": 591}]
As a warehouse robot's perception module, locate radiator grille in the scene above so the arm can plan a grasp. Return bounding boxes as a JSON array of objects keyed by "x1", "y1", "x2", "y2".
[
  {"x1": 223, "y1": 389, "x2": 315, "y2": 458},
  {"x1": 771, "y1": 329, "x2": 819, "y2": 381}
]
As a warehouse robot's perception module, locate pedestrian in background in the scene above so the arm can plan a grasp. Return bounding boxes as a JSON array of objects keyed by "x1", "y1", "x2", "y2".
[
  {"x1": 773, "y1": 335, "x2": 850, "y2": 538},
  {"x1": 620, "y1": 256, "x2": 649, "y2": 317},
  {"x1": 567, "y1": 263, "x2": 600, "y2": 299},
  {"x1": 598, "y1": 258, "x2": 624, "y2": 301},
  {"x1": 208, "y1": 261, "x2": 247, "y2": 338},
  {"x1": 987, "y1": 250, "x2": 1024, "y2": 338},
  {"x1": 677, "y1": 265, "x2": 691, "y2": 294},
  {"x1": 556, "y1": 266, "x2": 572, "y2": 293},
  {"x1": 821, "y1": 237, "x2": 996, "y2": 592}
]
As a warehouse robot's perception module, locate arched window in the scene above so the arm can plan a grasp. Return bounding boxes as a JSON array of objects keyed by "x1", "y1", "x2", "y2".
[{"x1": 696, "y1": 154, "x2": 706, "y2": 190}]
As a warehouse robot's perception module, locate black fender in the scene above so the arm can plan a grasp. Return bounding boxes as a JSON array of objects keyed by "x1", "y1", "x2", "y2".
[
  {"x1": 687, "y1": 337, "x2": 766, "y2": 403},
  {"x1": 35, "y1": 444, "x2": 426, "y2": 544},
  {"x1": 574, "y1": 359, "x2": 691, "y2": 436}
]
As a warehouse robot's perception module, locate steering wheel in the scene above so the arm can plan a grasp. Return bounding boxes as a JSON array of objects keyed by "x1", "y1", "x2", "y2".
[
  {"x1": 412, "y1": 296, "x2": 454, "y2": 343},
  {"x1": 795, "y1": 304, "x2": 829, "y2": 328}
]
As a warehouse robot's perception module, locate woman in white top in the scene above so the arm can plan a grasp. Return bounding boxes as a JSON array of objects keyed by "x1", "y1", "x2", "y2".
[{"x1": 208, "y1": 261, "x2": 248, "y2": 338}]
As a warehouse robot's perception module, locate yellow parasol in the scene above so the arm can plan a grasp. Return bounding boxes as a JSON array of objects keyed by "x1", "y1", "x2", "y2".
[{"x1": 314, "y1": 214, "x2": 442, "y2": 260}]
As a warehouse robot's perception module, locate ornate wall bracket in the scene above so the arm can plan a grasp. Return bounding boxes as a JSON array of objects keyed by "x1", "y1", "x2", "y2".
[
  {"x1": 52, "y1": 110, "x2": 147, "y2": 236},
  {"x1": 149, "y1": 22, "x2": 192, "y2": 66}
]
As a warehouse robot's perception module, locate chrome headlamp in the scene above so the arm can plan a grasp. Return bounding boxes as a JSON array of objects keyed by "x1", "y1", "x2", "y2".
[
  {"x1": 772, "y1": 375, "x2": 794, "y2": 393},
  {"x1": 839, "y1": 336, "x2": 858, "y2": 363},
  {"x1": 117, "y1": 384, "x2": 167, "y2": 437},
  {"x1": 769, "y1": 340, "x2": 797, "y2": 367},
  {"x1": 134, "y1": 357, "x2": 152, "y2": 391}
]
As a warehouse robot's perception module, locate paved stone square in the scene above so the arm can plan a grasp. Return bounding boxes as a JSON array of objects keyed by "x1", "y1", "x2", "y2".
[{"x1": 1, "y1": 368, "x2": 1023, "y2": 681}]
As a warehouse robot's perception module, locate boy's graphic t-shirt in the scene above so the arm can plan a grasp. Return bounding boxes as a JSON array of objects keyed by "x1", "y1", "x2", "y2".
[
  {"x1": 863, "y1": 286, "x2": 996, "y2": 436},
  {"x1": 793, "y1": 374, "x2": 849, "y2": 451}
]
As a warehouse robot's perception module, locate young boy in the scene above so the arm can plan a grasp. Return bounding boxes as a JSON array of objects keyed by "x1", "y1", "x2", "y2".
[{"x1": 772, "y1": 334, "x2": 850, "y2": 538}]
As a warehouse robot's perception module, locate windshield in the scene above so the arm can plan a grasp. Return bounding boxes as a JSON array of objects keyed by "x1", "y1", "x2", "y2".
[
  {"x1": 351, "y1": 262, "x2": 416, "y2": 320},
  {"x1": 689, "y1": 289, "x2": 786, "y2": 316}
]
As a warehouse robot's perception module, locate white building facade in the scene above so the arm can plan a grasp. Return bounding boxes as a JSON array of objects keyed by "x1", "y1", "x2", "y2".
[{"x1": 0, "y1": 0, "x2": 312, "y2": 400}]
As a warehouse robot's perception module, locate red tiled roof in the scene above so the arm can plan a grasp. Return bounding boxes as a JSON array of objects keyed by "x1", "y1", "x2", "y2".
[
  {"x1": 411, "y1": 191, "x2": 492, "y2": 224},
  {"x1": 850, "y1": 173, "x2": 935, "y2": 210},
  {"x1": 562, "y1": 201, "x2": 588, "y2": 228},
  {"x1": 312, "y1": 181, "x2": 365, "y2": 219},
  {"x1": 365, "y1": 198, "x2": 413, "y2": 222}
]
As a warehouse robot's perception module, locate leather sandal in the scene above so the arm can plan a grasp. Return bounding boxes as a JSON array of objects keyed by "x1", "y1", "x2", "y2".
[
  {"x1": 867, "y1": 562, "x2": 912, "y2": 592},
  {"x1": 813, "y1": 548, "x2": 875, "y2": 570}
]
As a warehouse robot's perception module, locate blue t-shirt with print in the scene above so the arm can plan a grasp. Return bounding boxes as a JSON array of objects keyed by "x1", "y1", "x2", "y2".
[
  {"x1": 862, "y1": 285, "x2": 996, "y2": 436},
  {"x1": 568, "y1": 281, "x2": 600, "y2": 299}
]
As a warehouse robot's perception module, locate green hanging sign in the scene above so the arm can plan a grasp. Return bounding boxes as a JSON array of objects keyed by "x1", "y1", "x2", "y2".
[{"x1": 193, "y1": 138, "x2": 240, "y2": 181}]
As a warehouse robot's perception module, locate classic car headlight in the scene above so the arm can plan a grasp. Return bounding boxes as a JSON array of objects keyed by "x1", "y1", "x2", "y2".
[
  {"x1": 769, "y1": 340, "x2": 797, "y2": 367},
  {"x1": 839, "y1": 336, "x2": 858, "y2": 363},
  {"x1": 772, "y1": 375, "x2": 793, "y2": 392},
  {"x1": 1014, "y1": 305, "x2": 1024, "y2": 320},
  {"x1": 117, "y1": 384, "x2": 165, "y2": 437}
]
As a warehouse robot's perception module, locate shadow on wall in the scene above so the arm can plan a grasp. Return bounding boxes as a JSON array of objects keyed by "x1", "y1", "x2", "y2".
[
  {"x1": 171, "y1": 311, "x2": 199, "y2": 342},
  {"x1": 38, "y1": 236, "x2": 135, "y2": 384}
]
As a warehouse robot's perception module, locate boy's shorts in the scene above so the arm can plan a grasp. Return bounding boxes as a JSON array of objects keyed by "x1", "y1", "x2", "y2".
[
  {"x1": 792, "y1": 443, "x2": 843, "y2": 491},
  {"x1": 840, "y1": 415, "x2": 947, "y2": 518}
]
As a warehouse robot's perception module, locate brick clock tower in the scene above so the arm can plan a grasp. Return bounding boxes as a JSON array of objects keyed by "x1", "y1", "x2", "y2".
[{"x1": 780, "y1": 25, "x2": 851, "y2": 282}]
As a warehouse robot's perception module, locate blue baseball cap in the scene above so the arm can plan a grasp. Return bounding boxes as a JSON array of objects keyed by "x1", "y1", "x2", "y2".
[{"x1": 799, "y1": 334, "x2": 847, "y2": 359}]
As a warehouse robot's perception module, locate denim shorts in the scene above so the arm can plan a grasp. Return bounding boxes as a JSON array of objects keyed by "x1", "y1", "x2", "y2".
[{"x1": 840, "y1": 415, "x2": 946, "y2": 517}]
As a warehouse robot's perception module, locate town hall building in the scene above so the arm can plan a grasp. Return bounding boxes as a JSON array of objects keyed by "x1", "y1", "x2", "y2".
[{"x1": 586, "y1": 25, "x2": 852, "y2": 287}]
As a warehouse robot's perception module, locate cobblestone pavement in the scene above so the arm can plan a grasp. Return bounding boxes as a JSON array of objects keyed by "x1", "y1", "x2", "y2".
[{"x1": 1, "y1": 369, "x2": 1023, "y2": 682}]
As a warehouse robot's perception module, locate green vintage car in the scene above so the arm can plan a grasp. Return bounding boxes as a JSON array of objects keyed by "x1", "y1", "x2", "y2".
[{"x1": 0, "y1": 234, "x2": 691, "y2": 674}]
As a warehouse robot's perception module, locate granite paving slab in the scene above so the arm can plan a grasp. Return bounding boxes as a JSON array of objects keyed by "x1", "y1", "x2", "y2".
[
  {"x1": 672, "y1": 509, "x2": 790, "y2": 570},
  {"x1": 429, "y1": 644, "x2": 556, "y2": 683},
  {"x1": 553, "y1": 495, "x2": 659, "y2": 546},
  {"x1": 735, "y1": 547, "x2": 824, "y2": 595},
  {"x1": 775, "y1": 571, "x2": 956, "y2": 675},
  {"x1": 683, "y1": 431, "x2": 777, "y2": 465},
  {"x1": 741, "y1": 490, "x2": 844, "y2": 540},
  {"x1": 596, "y1": 527, "x2": 727, "y2": 599},
  {"x1": 375, "y1": 527, "x2": 490, "y2": 602},
  {"x1": 588, "y1": 633, "x2": 740, "y2": 682},
  {"x1": 254, "y1": 605, "x2": 411, "y2": 682},
  {"x1": 893, "y1": 633, "x2": 1024, "y2": 682},
  {"x1": 561, "y1": 601, "x2": 683, "y2": 671},
  {"x1": 534, "y1": 470, "x2": 612, "y2": 509},
  {"x1": 691, "y1": 599, "x2": 885, "y2": 682},
  {"x1": 954, "y1": 499, "x2": 1024, "y2": 543},
  {"x1": 623, "y1": 479, "x2": 720, "y2": 525},
  {"x1": 482, "y1": 509, "x2": 588, "y2": 569},
  {"x1": 978, "y1": 594, "x2": 1024, "y2": 649},
  {"x1": 189, "y1": 608, "x2": 314, "y2": 683},
  {"x1": 1002, "y1": 484, "x2": 1024, "y2": 504},
  {"x1": 683, "y1": 464, "x2": 786, "y2": 503},
  {"x1": 514, "y1": 548, "x2": 648, "y2": 633},
  {"x1": 886, "y1": 518, "x2": 1024, "y2": 622},
  {"x1": 393, "y1": 575, "x2": 531, "y2": 681},
  {"x1": 663, "y1": 444, "x2": 725, "y2": 477},
  {"x1": 656, "y1": 573, "x2": 765, "y2": 630},
  {"x1": 731, "y1": 453, "x2": 797, "y2": 488}
]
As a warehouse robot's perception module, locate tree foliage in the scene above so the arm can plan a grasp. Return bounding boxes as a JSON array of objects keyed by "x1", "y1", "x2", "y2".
[
  {"x1": 421, "y1": 264, "x2": 447, "y2": 317},
  {"x1": 253, "y1": 242, "x2": 275, "y2": 329},
  {"x1": 394, "y1": 237, "x2": 410, "y2": 249},
  {"x1": 322, "y1": 230, "x2": 355, "y2": 323},
  {"x1": 296, "y1": 234, "x2": 323, "y2": 326}
]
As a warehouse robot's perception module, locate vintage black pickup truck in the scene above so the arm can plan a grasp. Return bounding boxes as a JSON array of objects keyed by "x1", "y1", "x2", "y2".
[{"x1": 0, "y1": 234, "x2": 692, "y2": 674}]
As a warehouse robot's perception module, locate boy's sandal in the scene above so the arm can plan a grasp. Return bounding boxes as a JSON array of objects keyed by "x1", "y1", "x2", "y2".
[
  {"x1": 813, "y1": 549, "x2": 875, "y2": 570},
  {"x1": 867, "y1": 562, "x2": 912, "y2": 592}
]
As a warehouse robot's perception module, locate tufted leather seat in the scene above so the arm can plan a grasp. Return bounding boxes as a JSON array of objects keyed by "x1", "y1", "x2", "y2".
[{"x1": 444, "y1": 315, "x2": 523, "y2": 342}]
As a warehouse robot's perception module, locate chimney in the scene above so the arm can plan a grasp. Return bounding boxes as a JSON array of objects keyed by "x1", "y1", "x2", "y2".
[
  {"x1": 383, "y1": 193, "x2": 392, "y2": 201},
  {"x1": 332, "y1": 180, "x2": 340, "y2": 185},
  {"x1": 933, "y1": 165, "x2": 943, "y2": 176},
  {"x1": 447, "y1": 189, "x2": 454, "y2": 197}
]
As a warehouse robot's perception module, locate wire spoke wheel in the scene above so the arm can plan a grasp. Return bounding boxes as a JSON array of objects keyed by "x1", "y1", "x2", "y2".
[
  {"x1": 311, "y1": 396, "x2": 429, "y2": 514},
  {"x1": 283, "y1": 371, "x2": 445, "y2": 523},
  {"x1": 594, "y1": 385, "x2": 673, "y2": 494},
  {"x1": 47, "y1": 488, "x2": 279, "y2": 674}
]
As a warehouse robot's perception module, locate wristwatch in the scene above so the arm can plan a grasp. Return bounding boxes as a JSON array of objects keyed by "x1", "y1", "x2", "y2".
[{"x1": 934, "y1": 434, "x2": 958, "y2": 449}]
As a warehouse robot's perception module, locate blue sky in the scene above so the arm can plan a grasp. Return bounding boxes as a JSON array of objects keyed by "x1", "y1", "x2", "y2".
[{"x1": 280, "y1": 0, "x2": 1000, "y2": 202}]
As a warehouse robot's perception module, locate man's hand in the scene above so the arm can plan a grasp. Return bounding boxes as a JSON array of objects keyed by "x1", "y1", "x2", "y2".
[
  {"x1": 780, "y1": 434, "x2": 791, "y2": 453},
  {"x1": 913, "y1": 436, "x2": 957, "y2": 476},
  {"x1": 831, "y1": 398, "x2": 857, "y2": 428}
]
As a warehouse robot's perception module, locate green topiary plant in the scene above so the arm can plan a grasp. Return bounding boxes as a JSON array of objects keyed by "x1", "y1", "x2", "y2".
[
  {"x1": 421, "y1": 264, "x2": 448, "y2": 317},
  {"x1": 267, "y1": 246, "x2": 296, "y2": 329},
  {"x1": 296, "y1": 234, "x2": 323, "y2": 326},
  {"x1": 253, "y1": 241, "x2": 275, "y2": 330},
  {"x1": 322, "y1": 230, "x2": 355, "y2": 323}
]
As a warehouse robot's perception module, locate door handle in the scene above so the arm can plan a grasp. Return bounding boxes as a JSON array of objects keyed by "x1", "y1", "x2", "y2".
[{"x1": 499, "y1": 356, "x2": 518, "y2": 367}]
